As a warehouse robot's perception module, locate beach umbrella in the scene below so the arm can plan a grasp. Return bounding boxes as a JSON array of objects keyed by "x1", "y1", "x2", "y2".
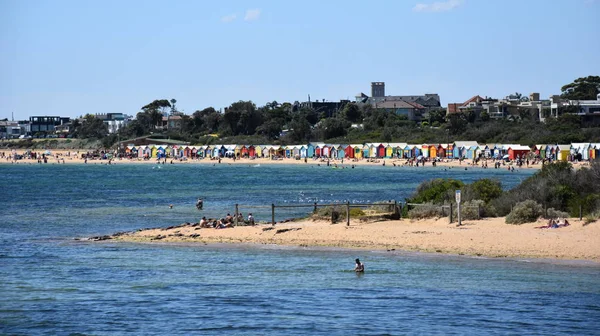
[
  {"x1": 502, "y1": 154, "x2": 509, "y2": 159},
  {"x1": 417, "y1": 155, "x2": 423, "y2": 160},
  {"x1": 45, "y1": 150, "x2": 52, "y2": 155}
]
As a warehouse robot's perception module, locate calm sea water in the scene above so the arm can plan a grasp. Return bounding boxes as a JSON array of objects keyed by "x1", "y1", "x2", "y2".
[{"x1": 1, "y1": 163, "x2": 599, "y2": 335}]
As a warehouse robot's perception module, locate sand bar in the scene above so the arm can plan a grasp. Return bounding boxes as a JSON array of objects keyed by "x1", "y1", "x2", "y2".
[{"x1": 103, "y1": 217, "x2": 600, "y2": 262}]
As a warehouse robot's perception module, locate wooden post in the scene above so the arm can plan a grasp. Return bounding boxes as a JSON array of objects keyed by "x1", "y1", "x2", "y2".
[
  {"x1": 235, "y1": 204, "x2": 239, "y2": 226},
  {"x1": 399, "y1": 202, "x2": 403, "y2": 220},
  {"x1": 449, "y1": 203, "x2": 453, "y2": 223},
  {"x1": 346, "y1": 201, "x2": 350, "y2": 226},
  {"x1": 271, "y1": 203, "x2": 275, "y2": 226},
  {"x1": 478, "y1": 203, "x2": 481, "y2": 219},
  {"x1": 580, "y1": 204, "x2": 583, "y2": 220},
  {"x1": 313, "y1": 202, "x2": 317, "y2": 213},
  {"x1": 457, "y1": 201, "x2": 462, "y2": 227}
]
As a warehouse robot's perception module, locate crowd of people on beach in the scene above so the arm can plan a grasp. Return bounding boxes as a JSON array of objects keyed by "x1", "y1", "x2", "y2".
[{"x1": 197, "y1": 212, "x2": 255, "y2": 229}]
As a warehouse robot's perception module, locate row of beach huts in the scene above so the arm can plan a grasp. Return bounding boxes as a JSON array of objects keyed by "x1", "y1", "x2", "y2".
[{"x1": 124, "y1": 142, "x2": 600, "y2": 162}]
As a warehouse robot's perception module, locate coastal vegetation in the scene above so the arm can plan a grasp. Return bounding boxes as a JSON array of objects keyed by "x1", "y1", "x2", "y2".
[
  {"x1": 3, "y1": 76, "x2": 595, "y2": 150},
  {"x1": 406, "y1": 161, "x2": 600, "y2": 223}
]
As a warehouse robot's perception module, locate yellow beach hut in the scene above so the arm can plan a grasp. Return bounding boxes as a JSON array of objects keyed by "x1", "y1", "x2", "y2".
[
  {"x1": 351, "y1": 144, "x2": 363, "y2": 159},
  {"x1": 557, "y1": 145, "x2": 571, "y2": 161}
]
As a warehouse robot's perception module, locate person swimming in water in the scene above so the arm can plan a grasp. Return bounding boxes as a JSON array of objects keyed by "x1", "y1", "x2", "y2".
[
  {"x1": 196, "y1": 198, "x2": 203, "y2": 210},
  {"x1": 354, "y1": 258, "x2": 364, "y2": 273}
]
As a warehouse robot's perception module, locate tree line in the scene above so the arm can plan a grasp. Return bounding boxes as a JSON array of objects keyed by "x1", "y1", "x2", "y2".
[{"x1": 69, "y1": 76, "x2": 600, "y2": 147}]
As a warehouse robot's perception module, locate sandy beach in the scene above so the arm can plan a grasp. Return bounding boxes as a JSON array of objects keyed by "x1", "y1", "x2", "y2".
[
  {"x1": 1, "y1": 148, "x2": 576, "y2": 170},
  {"x1": 103, "y1": 217, "x2": 600, "y2": 262}
]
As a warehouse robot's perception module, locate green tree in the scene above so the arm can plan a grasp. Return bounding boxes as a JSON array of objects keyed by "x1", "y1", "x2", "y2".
[
  {"x1": 468, "y1": 179, "x2": 503, "y2": 203},
  {"x1": 319, "y1": 118, "x2": 350, "y2": 140},
  {"x1": 75, "y1": 114, "x2": 108, "y2": 139},
  {"x1": 427, "y1": 108, "x2": 446, "y2": 125},
  {"x1": 561, "y1": 76, "x2": 600, "y2": 100},
  {"x1": 142, "y1": 99, "x2": 171, "y2": 115},
  {"x1": 480, "y1": 110, "x2": 490, "y2": 122},
  {"x1": 445, "y1": 112, "x2": 468, "y2": 135},
  {"x1": 170, "y1": 99, "x2": 177, "y2": 114},
  {"x1": 342, "y1": 103, "x2": 362, "y2": 123},
  {"x1": 287, "y1": 117, "x2": 312, "y2": 143}
]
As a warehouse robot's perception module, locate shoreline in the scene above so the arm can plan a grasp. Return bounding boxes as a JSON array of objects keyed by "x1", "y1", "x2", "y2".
[
  {"x1": 2, "y1": 148, "x2": 594, "y2": 170},
  {"x1": 0, "y1": 149, "x2": 555, "y2": 170},
  {"x1": 88, "y1": 217, "x2": 600, "y2": 262}
]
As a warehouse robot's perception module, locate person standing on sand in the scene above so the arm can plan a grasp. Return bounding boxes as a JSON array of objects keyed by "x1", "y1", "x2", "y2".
[{"x1": 354, "y1": 258, "x2": 365, "y2": 273}]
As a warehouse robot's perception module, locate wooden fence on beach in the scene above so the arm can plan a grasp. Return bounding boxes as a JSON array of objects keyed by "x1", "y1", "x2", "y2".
[{"x1": 233, "y1": 200, "x2": 401, "y2": 226}]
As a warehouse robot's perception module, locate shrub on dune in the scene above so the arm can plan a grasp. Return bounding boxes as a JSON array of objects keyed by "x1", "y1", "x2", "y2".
[{"x1": 505, "y1": 200, "x2": 543, "y2": 224}]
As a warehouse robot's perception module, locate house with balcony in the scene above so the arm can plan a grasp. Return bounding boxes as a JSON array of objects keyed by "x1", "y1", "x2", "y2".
[
  {"x1": 29, "y1": 116, "x2": 70, "y2": 135},
  {"x1": 551, "y1": 93, "x2": 600, "y2": 125},
  {"x1": 448, "y1": 93, "x2": 550, "y2": 121},
  {"x1": 96, "y1": 113, "x2": 131, "y2": 134},
  {"x1": 0, "y1": 120, "x2": 22, "y2": 139}
]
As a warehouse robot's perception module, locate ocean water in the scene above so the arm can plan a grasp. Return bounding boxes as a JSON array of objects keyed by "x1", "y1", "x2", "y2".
[{"x1": 1, "y1": 163, "x2": 599, "y2": 335}]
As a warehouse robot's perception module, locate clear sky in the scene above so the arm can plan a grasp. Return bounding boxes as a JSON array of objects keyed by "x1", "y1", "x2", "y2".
[{"x1": 1, "y1": 0, "x2": 599, "y2": 120}]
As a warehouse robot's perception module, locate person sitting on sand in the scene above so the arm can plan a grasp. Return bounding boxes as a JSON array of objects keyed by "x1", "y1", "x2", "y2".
[
  {"x1": 199, "y1": 217, "x2": 210, "y2": 228},
  {"x1": 216, "y1": 220, "x2": 234, "y2": 229},
  {"x1": 225, "y1": 213, "x2": 233, "y2": 224},
  {"x1": 248, "y1": 213, "x2": 255, "y2": 226},
  {"x1": 354, "y1": 258, "x2": 365, "y2": 273}
]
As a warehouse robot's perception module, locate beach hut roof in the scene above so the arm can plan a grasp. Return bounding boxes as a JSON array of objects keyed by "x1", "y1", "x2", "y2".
[
  {"x1": 558, "y1": 144, "x2": 571, "y2": 150},
  {"x1": 508, "y1": 145, "x2": 531, "y2": 151},
  {"x1": 454, "y1": 141, "x2": 479, "y2": 148},
  {"x1": 571, "y1": 143, "x2": 590, "y2": 150},
  {"x1": 439, "y1": 144, "x2": 449, "y2": 149},
  {"x1": 388, "y1": 142, "x2": 408, "y2": 148}
]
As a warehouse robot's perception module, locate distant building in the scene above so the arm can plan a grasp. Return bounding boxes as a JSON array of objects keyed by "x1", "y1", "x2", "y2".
[
  {"x1": 29, "y1": 116, "x2": 70, "y2": 134},
  {"x1": 448, "y1": 93, "x2": 550, "y2": 121},
  {"x1": 371, "y1": 100, "x2": 425, "y2": 121},
  {"x1": 0, "y1": 120, "x2": 21, "y2": 139},
  {"x1": 96, "y1": 113, "x2": 130, "y2": 134},
  {"x1": 371, "y1": 82, "x2": 385, "y2": 98},
  {"x1": 551, "y1": 93, "x2": 600, "y2": 125},
  {"x1": 355, "y1": 82, "x2": 440, "y2": 121},
  {"x1": 300, "y1": 99, "x2": 350, "y2": 118}
]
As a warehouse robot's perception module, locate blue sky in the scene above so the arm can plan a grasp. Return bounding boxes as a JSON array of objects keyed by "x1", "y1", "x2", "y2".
[{"x1": 1, "y1": 0, "x2": 599, "y2": 120}]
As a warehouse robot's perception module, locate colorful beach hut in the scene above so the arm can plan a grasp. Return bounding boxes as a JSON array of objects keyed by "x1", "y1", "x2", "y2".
[
  {"x1": 590, "y1": 144, "x2": 600, "y2": 160},
  {"x1": 428, "y1": 144, "x2": 438, "y2": 158},
  {"x1": 344, "y1": 145, "x2": 354, "y2": 159},
  {"x1": 571, "y1": 143, "x2": 590, "y2": 161},
  {"x1": 420, "y1": 145, "x2": 429, "y2": 158},
  {"x1": 375, "y1": 144, "x2": 385, "y2": 158},
  {"x1": 557, "y1": 145, "x2": 571, "y2": 161},
  {"x1": 507, "y1": 145, "x2": 531, "y2": 160},
  {"x1": 350, "y1": 144, "x2": 362, "y2": 159}
]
